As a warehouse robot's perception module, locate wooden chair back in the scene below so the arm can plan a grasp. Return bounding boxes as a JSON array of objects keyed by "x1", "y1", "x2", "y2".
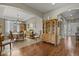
[
  {"x1": 9, "y1": 31, "x2": 14, "y2": 40},
  {"x1": 0, "y1": 33, "x2": 3, "y2": 45},
  {"x1": 0, "y1": 33, "x2": 3, "y2": 55}
]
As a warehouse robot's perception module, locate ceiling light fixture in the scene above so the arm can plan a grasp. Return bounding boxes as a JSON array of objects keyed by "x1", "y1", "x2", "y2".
[
  {"x1": 70, "y1": 15, "x2": 72, "y2": 16},
  {"x1": 52, "y1": 3, "x2": 55, "y2": 5},
  {"x1": 68, "y1": 9, "x2": 71, "y2": 11}
]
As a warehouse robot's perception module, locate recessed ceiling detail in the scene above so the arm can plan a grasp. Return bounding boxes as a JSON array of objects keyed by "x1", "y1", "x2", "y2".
[
  {"x1": 25, "y1": 3, "x2": 79, "y2": 13},
  {"x1": 60, "y1": 9, "x2": 79, "y2": 20}
]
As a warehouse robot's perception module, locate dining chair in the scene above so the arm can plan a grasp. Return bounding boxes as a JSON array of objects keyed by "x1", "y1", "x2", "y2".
[
  {"x1": 0, "y1": 33, "x2": 12, "y2": 56},
  {"x1": 9, "y1": 31, "x2": 14, "y2": 40}
]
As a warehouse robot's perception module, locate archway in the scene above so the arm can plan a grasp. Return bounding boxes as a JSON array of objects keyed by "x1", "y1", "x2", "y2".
[{"x1": 58, "y1": 9, "x2": 79, "y2": 55}]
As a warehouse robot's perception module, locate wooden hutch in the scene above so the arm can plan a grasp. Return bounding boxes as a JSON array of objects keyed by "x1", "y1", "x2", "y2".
[{"x1": 42, "y1": 19, "x2": 61, "y2": 45}]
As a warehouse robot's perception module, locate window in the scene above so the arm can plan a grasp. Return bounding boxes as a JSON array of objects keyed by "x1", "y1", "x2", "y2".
[{"x1": 5, "y1": 20, "x2": 20, "y2": 34}]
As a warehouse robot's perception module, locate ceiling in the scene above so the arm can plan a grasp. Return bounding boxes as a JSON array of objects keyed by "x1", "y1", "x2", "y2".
[
  {"x1": 25, "y1": 3, "x2": 54, "y2": 13},
  {"x1": 1, "y1": 3, "x2": 79, "y2": 21},
  {"x1": 60, "y1": 9, "x2": 79, "y2": 21},
  {"x1": 25, "y1": 3, "x2": 79, "y2": 13},
  {"x1": 0, "y1": 4, "x2": 36, "y2": 21}
]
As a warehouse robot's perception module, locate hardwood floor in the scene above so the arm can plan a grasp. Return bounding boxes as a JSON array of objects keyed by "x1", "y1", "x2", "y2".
[
  {"x1": 11, "y1": 40, "x2": 79, "y2": 56},
  {"x1": 1, "y1": 36, "x2": 79, "y2": 56}
]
